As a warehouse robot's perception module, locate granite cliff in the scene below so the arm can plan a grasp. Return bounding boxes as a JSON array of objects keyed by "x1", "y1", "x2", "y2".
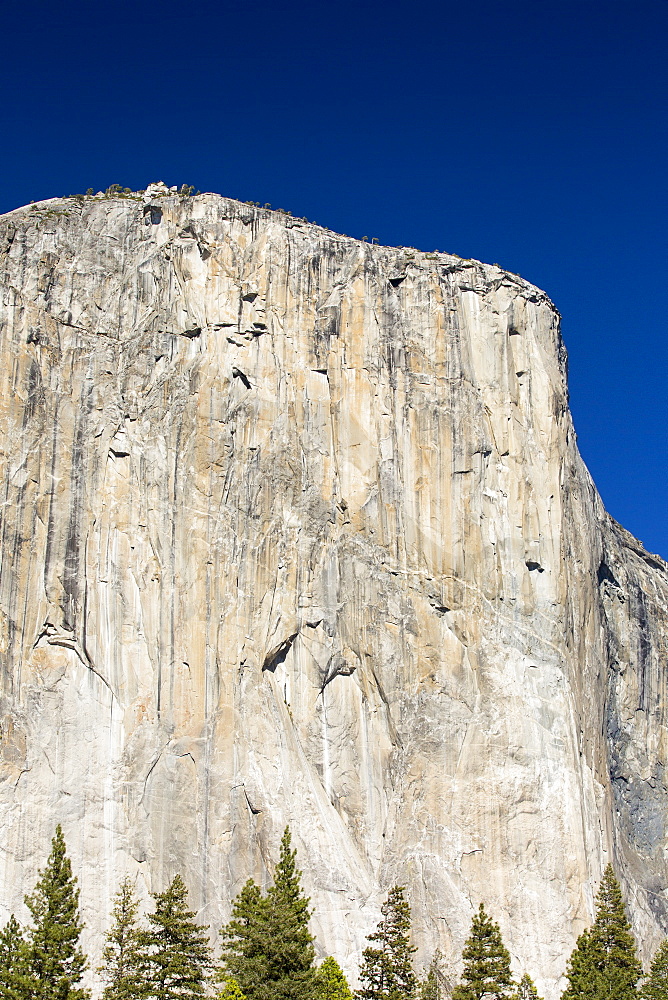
[{"x1": 0, "y1": 184, "x2": 666, "y2": 994}]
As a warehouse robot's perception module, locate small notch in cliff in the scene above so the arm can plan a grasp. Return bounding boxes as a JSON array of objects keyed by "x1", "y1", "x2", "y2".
[
  {"x1": 182, "y1": 327, "x2": 201, "y2": 340},
  {"x1": 597, "y1": 561, "x2": 621, "y2": 589},
  {"x1": 232, "y1": 367, "x2": 252, "y2": 389},
  {"x1": 389, "y1": 275, "x2": 406, "y2": 288},
  {"x1": 143, "y1": 205, "x2": 162, "y2": 225},
  {"x1": 525, "y1": 560, "x2": 545, "y2": 573},
  {"x1": 262, "y1": 632, "x2": 298, "y2": 673},
  {"x1": 430, "y1": 602, "x2": 450, "y2": 615},
  {"x1": 244, "y1": 789, "x2": 261, "y2": 816}
]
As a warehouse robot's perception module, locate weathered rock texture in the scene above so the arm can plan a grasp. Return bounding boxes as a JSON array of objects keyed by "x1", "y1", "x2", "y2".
[{"x1": 0, "y1": 185, "x2": 666, "y2": 995}]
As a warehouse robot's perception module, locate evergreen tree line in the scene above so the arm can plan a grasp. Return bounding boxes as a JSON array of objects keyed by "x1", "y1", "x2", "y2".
[{"x1": 1, "y1": 826, "x2": 668, "y2": 1000}]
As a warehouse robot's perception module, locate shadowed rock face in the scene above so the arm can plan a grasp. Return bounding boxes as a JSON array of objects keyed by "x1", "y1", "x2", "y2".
[{"x1": 0, "y1": 187, "x2": 666, "y2": 994}]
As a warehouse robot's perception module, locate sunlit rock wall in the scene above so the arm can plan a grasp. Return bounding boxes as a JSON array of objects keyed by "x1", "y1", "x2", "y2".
[{"x1": 0, "y1": 186, "x2": 666, "y2": 995}]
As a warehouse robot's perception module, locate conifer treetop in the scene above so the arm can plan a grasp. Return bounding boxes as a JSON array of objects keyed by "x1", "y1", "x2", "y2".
[
  {"x1": 219, "y1": 977, "x2": 248, "y2": 1000},
  {"x1": 419, "y1": 965, "x2": 442, "y2": 1000},
  {"x1": 0, "y1": 913, "x2": 31, "y2": 1000},
  {"x1": 315, "y1": 955, "x2": 353, "y2": 1000},
  {"x1": 642, "y1": 940, "x2": 668, "y2": 1000},
  {"x1": 24, "y1": 824, "x2": 89, "y2": 1000},
  {"x1": 452, "y1": 903, "x2": 515, "y2": 1000},
  {"x1": 139, "y1": 873, "x2": 213, "y2": 1000},
  {"x1": 0, "y1": 914, "x2": 26, "y2": 961},
  {"x1": 357, "y1": 884, "x2": 418, "y2": 1000},
  {"x1": 219, "y1": 878, "x2": 273, "y2": 997},
  {"x1": 219, "y1": 826, "x2": 317, "y2": 1000},
  {"x1": 98, "y1": 876, "x2": 143, "y2": 1000},
  {"x1": 516, "y1": 973, "x2": 542, "y2": 1000},
  {"x1": 561, "y1": 864, "x2": 642, "y2": 1000},
  {"x1": 268, "y1": 827, "x2": 312, "y2": 919}
]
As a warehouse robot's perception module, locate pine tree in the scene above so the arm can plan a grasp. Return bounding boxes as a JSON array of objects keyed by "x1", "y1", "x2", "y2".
[
  {"x1": 219, "y1": 880, "x2": 272, "y2": 999},
  {"x1": 516, "y1": 974, "x2": 542, "y2": 1000},
  {"x1": 452, "y1": 904, "x2": 514, "y2": 1000},
  {"x1": 98, "y1": 877, "x2": 143, "y2": 1000},
  {"x1": 24, "y1": 824, "x2": 89, "y2": 1000},
  {"x1": 561, "y1": 865, "x2": 642, "y2": 1000},
  {"x1": 219, "y1": 827, "x2": 317, "y2": 1000},
  {"x1": 0, "y1": 914, "x2": 31, "y2": 1000},
  {"x1": 419, "y1": 966, "x2": 441, "y2": 1000},
  {"x1": 642, "y1": 941, "x2": 668, "y2": 1000},
  {"x1": 264, "y1": 827, "x2": 317, "y2": 1000},
  {"x1": 564, "y1": 929, "x2": 596, "y2": 1000},
  {"x1": 420, "y1": 951, "x2": 449, "y2": 1000},
  {"x1": 138, "y1": 874, "x2": 213, "y2": 1000},
  {"x1": 356, "y1": 884, "x2": 417, "y2": 1000},
  {"x1": 315, "y1": 956, "x2": 353, "y2": 1000},
  {"x1": 219, "y1": 979, "x2": 247, "y2": 1000}
]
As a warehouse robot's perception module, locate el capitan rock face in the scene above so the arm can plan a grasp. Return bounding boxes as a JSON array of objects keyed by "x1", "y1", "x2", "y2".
[{"x1": 0, "y1": 186, "x2": 666, "y2": 994}]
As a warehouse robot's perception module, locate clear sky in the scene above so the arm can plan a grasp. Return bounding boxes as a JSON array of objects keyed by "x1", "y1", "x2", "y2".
[{"x1": 1, "y1": 0, "x2": 666, "y2": 557}]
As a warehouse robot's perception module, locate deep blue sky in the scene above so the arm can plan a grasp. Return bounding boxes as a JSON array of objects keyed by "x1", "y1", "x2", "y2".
[{"x1": 2, "y1": 0, "x2": 666, "y2": 557}]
